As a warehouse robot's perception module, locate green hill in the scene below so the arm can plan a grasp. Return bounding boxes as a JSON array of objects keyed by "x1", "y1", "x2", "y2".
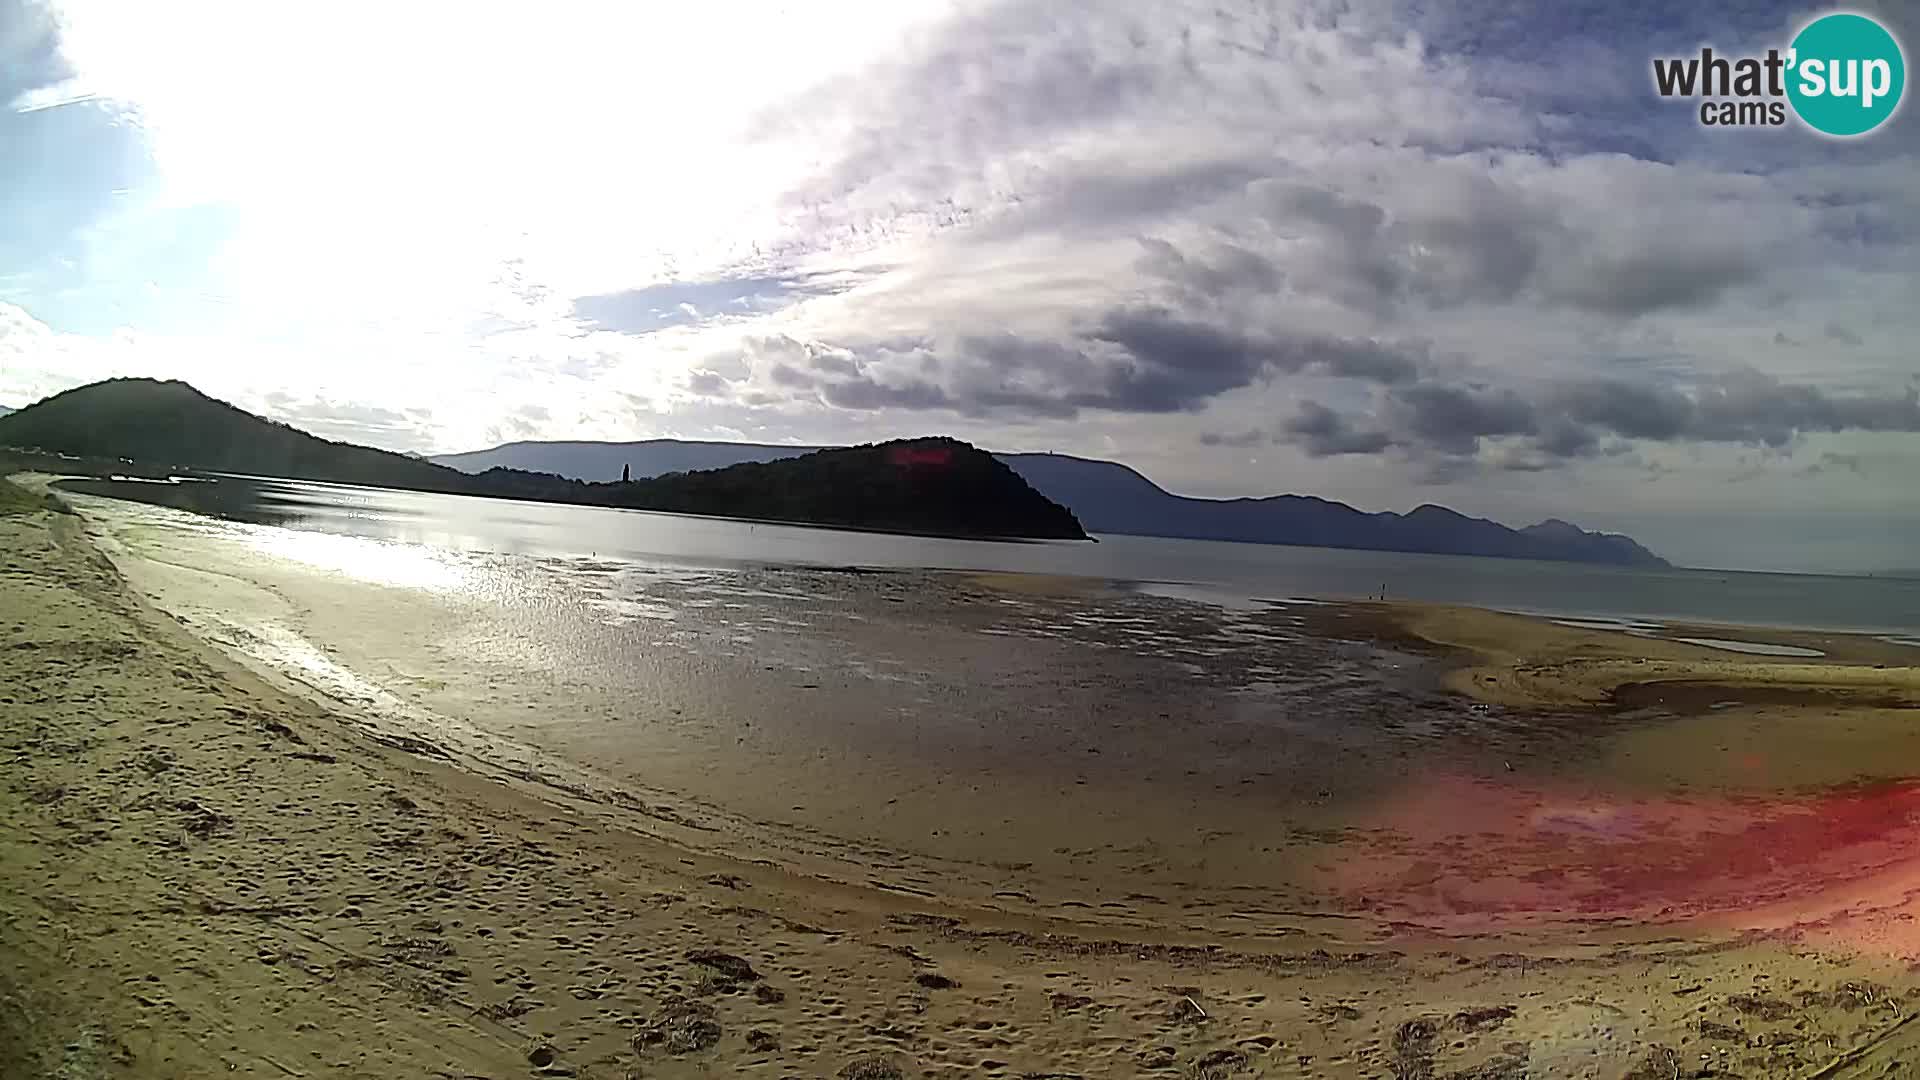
[
  {"x1": 0, "y1": 379, "x2": 1086, "y2": 541},
  {"x1": 0, "y1": 378, "x2": 464, "y2": 491},
  {"x1": 605, "y1": 439, "x2": 1086, "y2": 539}
]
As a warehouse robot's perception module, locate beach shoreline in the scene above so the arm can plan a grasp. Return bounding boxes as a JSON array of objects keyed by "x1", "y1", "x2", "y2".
[
  {"x1": 30, "y1": 464, "x2": 1920, "y2": 642},
  {"x1": 8, "y1": 484, "x2": 1920, "y2": 1076}
]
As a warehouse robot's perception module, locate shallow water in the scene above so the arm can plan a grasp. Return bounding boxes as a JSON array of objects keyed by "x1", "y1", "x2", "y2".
[
  {"x1": 57, "y1": 474, "x2": 1920, "y2": 635},
  {"x1": 64, "y1": 490, "x2": 1542, "y2": 908},
  {"x1": 60, "y1": 486, "x2": 1920, "y2": 941},
  {"x1": 1670, "y1": 636, "x2": 1827, "y2": 657},
  {"x1": 1548, "y1": 617, "x2": 1662, "y2": 634}
]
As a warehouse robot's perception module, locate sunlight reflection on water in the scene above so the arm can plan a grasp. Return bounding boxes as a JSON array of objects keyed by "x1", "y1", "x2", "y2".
[
  {"x1": 57, "y1": 474, "x2": 1920, "y2": 636},
  {"x1": 246, "y1": 526, "x2": 470, "y2": 591}
]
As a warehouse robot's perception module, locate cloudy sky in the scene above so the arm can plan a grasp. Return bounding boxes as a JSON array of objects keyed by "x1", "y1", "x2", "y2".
[{"x1": 3, "y1": 0, "x2": 1916, "y2": 572}]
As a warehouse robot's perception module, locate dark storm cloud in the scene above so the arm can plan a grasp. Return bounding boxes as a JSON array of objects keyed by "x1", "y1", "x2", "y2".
[
  {"x1": 817, "y1": 375, "x2": 955, "y2": 412},
  {"x1": 1067, "y1": 306, "x2": 1422, "y2": 411},
  {"x1": 1533, "y1": 419, "x2": 1601, "y2": 459},
  {"x1": 572, "y1": 272, "x2": 858, "y2": 335},
  {"x1": 763, "y1": 308, "x2": 1424, "y2": 419},
  {"x1": 1692, "y1": 371, "x2": 1920, "y2": 446},
  {"x1": 1082, "y1": 310, "x2": 1283, "y2": 411},
  {"x1": 774, "y1": 337, "x2": 1071, "y2": 419},
  {"x1": 1388, "y1": 383, "x2": 1536, "y2": 453},
  {"x1": 1256, "y1": 326, "x2": 1422, "y2": 385},
  {"x1": 1276, "y1": 372, "x2": 1920, "y2": 465},
  {"x1": 1260, "y1": 178, "x2": 1762, "y2": 317},
  {"x1": 1551, "y1": 378, "x2": 1695, "y2": 440},
  {"x1": 1281, "y1": 401, "x2": 1395, "y2": 457}
]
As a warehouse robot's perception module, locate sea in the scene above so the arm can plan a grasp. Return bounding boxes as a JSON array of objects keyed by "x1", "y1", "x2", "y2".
[{"x1": 57, "y1": 474, "x2": 1920, "y2": 638}]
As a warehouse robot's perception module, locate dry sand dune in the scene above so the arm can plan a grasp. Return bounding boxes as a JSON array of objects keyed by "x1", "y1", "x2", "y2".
[{"x1": 5, "y1": 482, "x2": 1920, "y2": 1078}]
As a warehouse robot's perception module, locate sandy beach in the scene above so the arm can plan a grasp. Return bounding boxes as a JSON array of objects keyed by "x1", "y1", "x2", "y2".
[{"x1": 7, "y1": 482, "x2": 1920, "y2": 1079}]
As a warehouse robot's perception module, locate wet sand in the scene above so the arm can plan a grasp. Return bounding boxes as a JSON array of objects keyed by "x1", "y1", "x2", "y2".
[{"x1": 6, "y1": 481, "x2": 1920, "y2": 1077}]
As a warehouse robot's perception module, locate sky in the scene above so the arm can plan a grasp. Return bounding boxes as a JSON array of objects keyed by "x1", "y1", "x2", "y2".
[{"x1": 2, "y1": 0, "x2": 1917, "y2": 573}]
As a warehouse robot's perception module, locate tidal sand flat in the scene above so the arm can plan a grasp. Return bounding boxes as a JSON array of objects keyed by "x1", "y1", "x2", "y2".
[{"x1": 6, "y1": 483, "x2": 1920, "y2": 1078}]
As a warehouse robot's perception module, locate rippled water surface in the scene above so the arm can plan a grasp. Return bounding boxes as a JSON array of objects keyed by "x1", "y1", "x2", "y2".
[{"x1": 57, "y1": 474, "x2": 1920, "y2": 635}]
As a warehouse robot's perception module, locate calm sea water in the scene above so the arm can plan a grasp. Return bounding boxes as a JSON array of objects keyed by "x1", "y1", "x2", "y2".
[{"x1": 59, "y1": 475, "x2": 1920, "y2": 636}]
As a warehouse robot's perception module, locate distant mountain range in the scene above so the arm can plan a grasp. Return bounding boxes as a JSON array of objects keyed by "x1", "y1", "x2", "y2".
[
  {"x1": 0, "y1": 379, "x2": 1661, "y2": 563},
  {"x1": 998, "y1": 454, "x2": 1666, "y2": 566},
  {"x1": 436, "y1": 439, "x2": 825, "y2": 479},
  {"x1": 434, "y1": 439, "x2": 1669, "y2": 567},
  {"x1": 0, "y1": 380, "x2": 1084, "y2": 541}
]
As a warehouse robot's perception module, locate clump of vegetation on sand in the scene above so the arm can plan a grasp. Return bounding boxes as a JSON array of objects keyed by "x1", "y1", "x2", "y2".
[{"x1": 0, "y1": 478, "x2": 66, "y2": 517}]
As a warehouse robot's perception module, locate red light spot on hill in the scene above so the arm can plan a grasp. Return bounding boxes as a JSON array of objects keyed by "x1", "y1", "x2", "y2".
[{"x1": 888, "y1": 446, "x2": 954, "y2": 468}]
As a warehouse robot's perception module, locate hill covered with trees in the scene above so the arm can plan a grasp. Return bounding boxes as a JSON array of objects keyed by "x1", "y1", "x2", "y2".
[
  {"x1": 0, "y1": 378, "x2": 463, "y2": 490},
  {"x1": 433, "y1": 438, "x2": 1668, "y2": 567},
  {"x1": 602, "y1": 439, "x2": 1085, "y2": 539},
  {"x1": 0, "y1": 379, "x2": 1086, "y2": 541}
]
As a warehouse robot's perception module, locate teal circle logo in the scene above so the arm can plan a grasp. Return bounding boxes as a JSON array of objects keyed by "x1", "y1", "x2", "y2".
[{"x1": 1787, "y1": 13, "x2": 1906, "y2": 136}]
